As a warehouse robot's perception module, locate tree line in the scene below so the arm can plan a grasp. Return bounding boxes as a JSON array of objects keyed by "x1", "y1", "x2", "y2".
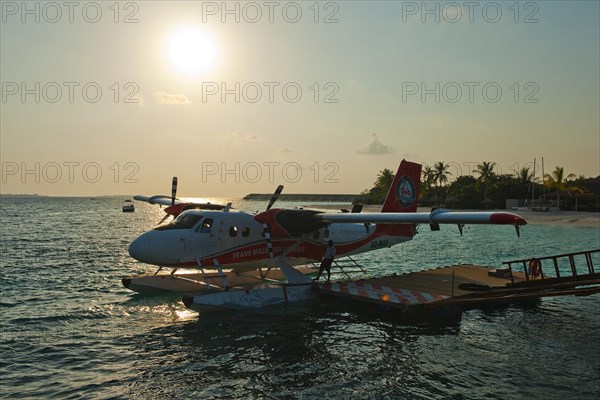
[{"x1": 359, "y1": 162, "x2": 597, "y2": 210}]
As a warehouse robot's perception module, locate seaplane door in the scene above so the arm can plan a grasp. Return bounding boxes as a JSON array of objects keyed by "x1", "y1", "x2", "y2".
[
  {"x1": 214, "y1": 218, "x2": 242, "y2": 256},
  {"x1": 188, "y1": 217, "x2": 219, "y2": 259}
]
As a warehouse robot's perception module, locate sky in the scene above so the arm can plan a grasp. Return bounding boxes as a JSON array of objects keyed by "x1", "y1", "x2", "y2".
[{"x1": 1, "y1": 0, "x2": 599, "y2": 196}]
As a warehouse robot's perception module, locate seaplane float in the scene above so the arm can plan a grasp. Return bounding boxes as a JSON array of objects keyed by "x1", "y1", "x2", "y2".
[{"x1": 123, "y1": 160, "x2": 527, "y2": 313}]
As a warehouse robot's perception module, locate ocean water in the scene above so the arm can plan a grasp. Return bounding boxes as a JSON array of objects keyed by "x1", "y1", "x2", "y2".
[{"x1": 1, "y1": 196, "x2": 599, "y2": 399}]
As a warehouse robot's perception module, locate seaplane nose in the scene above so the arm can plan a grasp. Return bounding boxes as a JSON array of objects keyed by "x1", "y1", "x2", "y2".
[
  {"x1": 128, "y1": 230, "x2": 175, "y2": 265},
  {"x1": 128, "y1": 235, "x2": 149, "y2": 262}
]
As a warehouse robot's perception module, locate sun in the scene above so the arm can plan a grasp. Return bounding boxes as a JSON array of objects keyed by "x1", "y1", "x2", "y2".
[{"x1": 166, "y1": 27, "x2": 217, "y2": 76}]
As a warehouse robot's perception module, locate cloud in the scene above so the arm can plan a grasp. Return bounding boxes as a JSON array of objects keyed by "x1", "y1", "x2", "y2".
[
  {"x1": 281, "y1": 148, "x2": 294, "y2": 154},
  {"x1": 216, "y1": 131, "x2": 265, "y2": 146},
  {"x1": 356, "y1": 133, "x2": 394, "y2": 155},
  {"x1": 153, "y1": 91, "x2": 191, "y2": 104},
  {"x1": 165, "y1": 129, "x2": 200, "y2": 143}
]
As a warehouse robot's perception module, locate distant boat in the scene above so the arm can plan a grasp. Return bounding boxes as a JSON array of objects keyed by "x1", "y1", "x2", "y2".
[{"x1": 122, "y1": 200, "x2": 135, "y2": 213}]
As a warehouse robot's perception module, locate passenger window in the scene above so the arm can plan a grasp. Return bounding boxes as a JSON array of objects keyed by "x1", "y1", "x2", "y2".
[
  {"x1": 324, "y1": 229, "x2": 330, "y2": 238},
  {"x1": 313, "y1": 230, "x2": 320, "y2": 239},
  {"x1": 229, "y1": 226, "x2": 238, "y2": 237},
  {"x1": 196, "y1": 218, "x2": 213, "y2": 233},
  {"x1": 242, "y1": 227, "x2": 250, "y2": 237}
]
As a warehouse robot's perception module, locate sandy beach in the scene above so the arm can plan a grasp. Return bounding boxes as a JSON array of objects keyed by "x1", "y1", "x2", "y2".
[
  {"x1": 510, "y1": 210, "x2": 600, "y2": 227},
  {"x1": 303, "y1": 205, "x2": 600, "y2": 227}
]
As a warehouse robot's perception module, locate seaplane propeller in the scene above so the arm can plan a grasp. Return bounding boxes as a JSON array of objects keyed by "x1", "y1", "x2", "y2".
[
  {"x1": 255, "y1": 184, "x2": 337, "y2": 262},
  {"x1": 258, "y1": 185, "x2": 284, "y2": 260},
  {"x1": 266, "y1": 184, "x2": 284, "y2": 212},
  {"x1": 254, "y1": 185, "x2": 320, "y2": 268},
  {"x1": 156, "y1": 177, "x2": 178, "y2": 225},
  {"x1": 171, "y1": 177, "x2": 177, "y2": 206}
]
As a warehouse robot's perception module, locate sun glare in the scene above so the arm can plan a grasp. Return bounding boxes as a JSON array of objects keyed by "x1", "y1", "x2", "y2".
[{"x1": 167, "y1": 27, "x2": 217, "y2": 76}]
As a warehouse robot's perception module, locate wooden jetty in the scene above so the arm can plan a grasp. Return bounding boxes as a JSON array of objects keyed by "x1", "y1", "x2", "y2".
[{"x1": 318, "y1": 249, "x2": 600, "y2": 312}]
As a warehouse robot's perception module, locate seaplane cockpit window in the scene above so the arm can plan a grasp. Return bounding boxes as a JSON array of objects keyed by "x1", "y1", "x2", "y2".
[
  {"x1": 195, "y1": 218, "x2": 214, "y2": 233},
  {"x1": 155, "y1": 213, "x2": 203, "y2": 230},
  {"x1": 178, "y1": 214, "x2": 203, "y2": 228}
]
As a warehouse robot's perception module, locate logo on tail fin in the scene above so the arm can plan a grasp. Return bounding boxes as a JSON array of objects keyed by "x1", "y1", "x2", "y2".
[{"x1": 396, "y1": 176, "x2": 416, "y2": 208}]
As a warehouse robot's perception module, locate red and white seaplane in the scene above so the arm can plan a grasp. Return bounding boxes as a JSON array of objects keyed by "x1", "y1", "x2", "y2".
[{"x1": 124, "y1": 160, "x2": 526, "y2": 313}]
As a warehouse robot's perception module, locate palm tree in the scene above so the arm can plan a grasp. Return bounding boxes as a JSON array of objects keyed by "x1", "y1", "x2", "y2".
[
  {"x1": 374, "y1": 168, "x2": 395, "y2": 192},
  {"x1": 433, "y1": 161, "x2": 452, "y2": 187},
  {"x1": 431, "y1": 162, "x2": 452, "y2": 206},
  {"x1": 474, "y1": 161, "x2": 497, "y2": 197},
  {"x1": 421, "y1": 165, "x2": 435, "y2": 192},
  {"x1": 515, "y1": 166, "x2": 534, "y2": 186},
  {"x1": 474, "y1": 162, "x2": 497, "y2": 183},
  {"x1": 544, "y1": 166, "x2": 576, "y2": 210},
  {"x1": 514, "y1": 166, "x2": 535, "y2": 202}
]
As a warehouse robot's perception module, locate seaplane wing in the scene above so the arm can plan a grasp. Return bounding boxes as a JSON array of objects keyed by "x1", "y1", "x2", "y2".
[
  {"x1": 253, "y1": 208, "x2": 526, "y2": 239},
  {"x1": 133, "y1": 194, "x2": 181, "y2": 206},
  {"x1": 317, "y1": 209, "x2": 527, "y2": 226},
  {"x1": 254, "y1": 160, "x2": 527, "y2": 238},
  {"x1": 134, "y1": 176, "x2": 180, "y2": 206}
]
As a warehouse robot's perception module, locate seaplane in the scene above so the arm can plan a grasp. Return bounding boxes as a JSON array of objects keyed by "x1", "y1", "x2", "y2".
[{"x1": 124, "y1": 160, "x2": 527, "y2": 313}]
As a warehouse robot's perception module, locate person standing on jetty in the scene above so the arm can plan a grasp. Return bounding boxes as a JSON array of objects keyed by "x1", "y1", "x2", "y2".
[{"x1": 315, "y1": 240, "x2": 336, "y2": 282}]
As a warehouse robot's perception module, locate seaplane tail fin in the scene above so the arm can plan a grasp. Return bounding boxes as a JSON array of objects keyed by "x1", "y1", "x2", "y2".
[
  {"x1": 381, "y1": 159, "x2": 421, "y2": 213},
  {"x1": 375, "y1": 160, "x2": 421, "y2": 238}
]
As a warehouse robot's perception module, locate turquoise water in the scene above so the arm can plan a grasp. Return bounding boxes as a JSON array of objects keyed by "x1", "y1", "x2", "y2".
[{"x1": 1, "y1": 196, "x2": 599, "y2": 399}]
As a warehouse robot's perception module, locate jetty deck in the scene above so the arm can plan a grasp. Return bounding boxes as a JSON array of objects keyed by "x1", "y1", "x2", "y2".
[{"x1": 319, "y1": 249, "x2": 600, "y2": 311}]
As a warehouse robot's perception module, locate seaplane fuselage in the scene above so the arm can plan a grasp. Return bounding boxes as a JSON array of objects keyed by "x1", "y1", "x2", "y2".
[{"x1": 128, "y1": 208, "x2": 412, "y2": 272}]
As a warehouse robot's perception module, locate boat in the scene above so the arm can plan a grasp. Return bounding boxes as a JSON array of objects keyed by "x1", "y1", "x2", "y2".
[{"x1": 122, "y1": 199, "x2": 135, "y2": 212}]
